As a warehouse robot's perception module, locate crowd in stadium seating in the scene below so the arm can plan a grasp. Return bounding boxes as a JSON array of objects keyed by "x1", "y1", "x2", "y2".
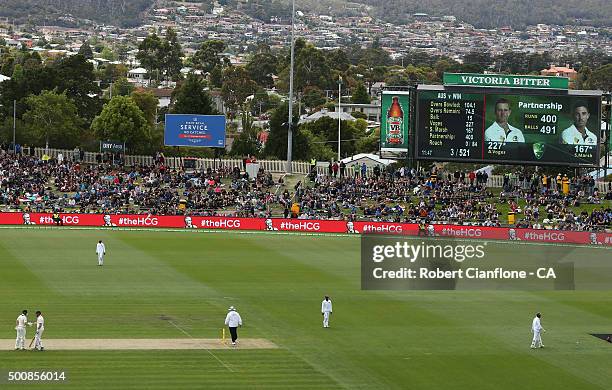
[
  {"x1": 0, "y1": 149, "x2": 610, "y2": 231},
  {"x1": 0, "y1": 150, "x2": 275, "y2": 217}
]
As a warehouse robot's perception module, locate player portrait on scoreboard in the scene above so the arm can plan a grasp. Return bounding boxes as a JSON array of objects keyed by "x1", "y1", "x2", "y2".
[
  {"x1": 561, "y1": 101, "x2": 598, "y2": 145},
  {"x1": 485, "y1": 98, "x2": 525, "y2": 143}
]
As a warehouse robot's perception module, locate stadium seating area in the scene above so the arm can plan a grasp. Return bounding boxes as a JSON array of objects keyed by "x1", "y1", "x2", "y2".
[{"x1": 0, "y1": 149, "x2": 610, "y2": 231}]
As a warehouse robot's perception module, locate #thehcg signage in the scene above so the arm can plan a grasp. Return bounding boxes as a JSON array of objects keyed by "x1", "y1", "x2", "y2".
[
  {"x1": 164, "y1": 114, "x2": 226, "y2": 148},
  {"x1": 380, "y1": 91, "x2": 410, "y2": 152},
  {"x1": 443, "y1": 73, "x2": 569, "y2": 90}
]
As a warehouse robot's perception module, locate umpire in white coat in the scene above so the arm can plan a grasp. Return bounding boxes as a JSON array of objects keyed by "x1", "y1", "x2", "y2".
[
  {"x1": 224, "y1": 306, "x2": 242, "y2": 345},
  {"x1": 321, "y1": 296, "x2": 332, "y2": 328},
  {"x1": 96, "y1": 240, "x2": 106, "y2": 266},
  {"x1": 531, "y1": 312, "x2": 545, "y2": 349}
]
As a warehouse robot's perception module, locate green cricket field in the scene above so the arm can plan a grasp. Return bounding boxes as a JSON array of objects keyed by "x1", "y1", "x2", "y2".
[{"x1": 0, "y1": 227, "x2": 611, "y2": 389}]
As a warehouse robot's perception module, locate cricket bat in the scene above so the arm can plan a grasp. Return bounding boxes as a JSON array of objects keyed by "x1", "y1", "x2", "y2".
[{"x1": 28, "y1": 336, "x2": 35, "y2": 349}]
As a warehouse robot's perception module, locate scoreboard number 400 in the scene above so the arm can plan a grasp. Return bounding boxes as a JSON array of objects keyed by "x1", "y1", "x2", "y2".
[{"x1": 539, "y1": 114, "x2": 557, "y2": 134}]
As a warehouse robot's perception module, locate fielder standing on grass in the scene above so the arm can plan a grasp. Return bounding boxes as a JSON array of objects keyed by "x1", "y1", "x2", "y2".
[
  {"x1": 224, "y1": 306, "x2": 242, "y2": 346},
  {"x1": 34, "y1": 311, "x2": 44, "y2": 351},
  {"x1": 531, "y1": 312, "x2": 545, "y2": 349},
  {"x1": 321, "y1": 296, "x2": 332, "y2": 328},
  {"x1": 15, "y1": 310, "x2": 32, "y2": 350},
  {"x1": 96, "y1": 240, "x2": 106, "y2": 266}
]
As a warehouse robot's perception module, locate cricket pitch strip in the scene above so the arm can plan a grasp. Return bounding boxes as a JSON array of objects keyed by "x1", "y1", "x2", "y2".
[{"x1": 1, "y1": 338, "x2": 278, "y2": 350}]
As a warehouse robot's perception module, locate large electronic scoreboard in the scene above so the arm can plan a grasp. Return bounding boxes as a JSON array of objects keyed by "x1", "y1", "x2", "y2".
[{"x1": 415, "y1": 85, "x2": 602, "y2": 166}]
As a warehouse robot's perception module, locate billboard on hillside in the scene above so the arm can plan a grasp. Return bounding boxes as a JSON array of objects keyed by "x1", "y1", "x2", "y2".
[{"x1": 164, "y1": 114, "x2": 226, "y2": 148}]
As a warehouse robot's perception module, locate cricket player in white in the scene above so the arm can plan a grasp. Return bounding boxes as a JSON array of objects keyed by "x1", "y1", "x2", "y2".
[
  {"x1": 561, "y1": 104, "x2": 597, "y2": 145},
  {"x1": 15, "y1": 310, "x2": 31, "y2": 350},
  {"x1": 485, "y1": 99, "x2": 525, "y2": 143},
  {"x1": 224, "y1": 306, "x2": 243, "y2": 345},
  {"x1": 96, "y1": 240, "x2": 106, "y2": 266},
  {"x1": 34, "y1": 311, "x2": 44, "y2": 351},
  {"x1": 321, "y1": 296, "x2": 332, "y2": 328},
  {"x1": 531, "y1": 312, "x2": 545, "y2": 349}
]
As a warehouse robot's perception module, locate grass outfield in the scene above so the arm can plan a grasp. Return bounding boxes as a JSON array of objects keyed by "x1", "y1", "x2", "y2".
[{"x1": 0, "y1": 228, "x2": 611, "y2": 389}]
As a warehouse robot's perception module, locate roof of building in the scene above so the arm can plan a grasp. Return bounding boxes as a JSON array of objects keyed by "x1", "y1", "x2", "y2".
[
  {"x1": 340, "y1": 153, "x2": 395, "y2": 166},
  {"x1": 541, "y1": 65, "x2": 577, "y2": 74},
  {"x1": 299, "y1": 109, "x2": 356, "y2": 124},
  {"x1": 128, "y1": 67, "x2": 148, "y2": 74}
]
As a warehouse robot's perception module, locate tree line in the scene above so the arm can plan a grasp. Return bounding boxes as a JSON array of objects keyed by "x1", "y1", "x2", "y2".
[
  {"x1": 0, "y1": 31, "x2": 610, "y2": 161},
  {"x1": 360, "y1": 0, "x2": 612, "y2": 29},
  {"x1": 0, "y1": 0, "x2": 153, "y2": 28}
]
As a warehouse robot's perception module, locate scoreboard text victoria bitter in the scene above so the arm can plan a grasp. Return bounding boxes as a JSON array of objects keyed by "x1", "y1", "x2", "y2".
[{"x1": 415, "y1": 88, "x2": 601, "y2": 166}]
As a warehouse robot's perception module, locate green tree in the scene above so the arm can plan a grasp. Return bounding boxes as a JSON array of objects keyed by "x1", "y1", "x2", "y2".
[
  {"x1": 351, "y1": 82, "x2": 370, "y2": 104},
  {"x1": 294, "y1": 45, "x2": 333, "y2": 91},
  {"x1": 384, "y1": 72, "x2": 411, "y2": 86},
  {"x1": 101, "y1": 47, "x2": 117, "y2": 61},
  {"x1": 299, "y1": 116, "x2": 363, "y2": 158},
  {"x1": 91, "y1": 96, "x2": 151, "y2": 153},
  {"x1": 326, "y1": 49, "x2": 350, "y2": 72},
  {"x1": 53, "y1": 54, "x2": 102, "y2": 125},
  {"x1": 221, "y1": 66, "x2": 257, "y2": 112},
  {"x1": 22, "y1": 51, "x2": 43, "y2": 71},
  {"x1": 353, "y1": 44, "x2": 392, "y2": 69},
  {"x1": 131, "y1": 90, "x2": 159, "y2": 125},
  {"x1": 301, "y1": 128, "x2": 335, "y2": 161},
  {"x1": 302, "y1": 86, "x2": 326, "y2": 110},
  {"x1": 102, "y1": 63, "x2": 128, "y2": 85},
  {"x1": 209, "y1": 64, "x2": 223, "y2": 88},
  {"x1": 136, "y1": 33, "x2": 163, "y2": 79},
  {"x1": 587, "y1": 64, "x2": 612, "y2": 92},
  {"x1": 463, "y1": 50, "x2": 493, "y2": 73},
  {"x1": 193, "y1": 40, "x2": 225, "y2": 73},
  {"x1": 116, "y1": 43, "x2": 130, "y2": 61},
  {"x1": 250, "y1": 88, "x2": 270, "y2": 116},
  {"x1": 0, "y1": 56, "x2": 15, "y2": 77},
  {"x1": 110, "y1": 77, "x2": 134, "y2": 97},
  {"x1": 495, "y1": 52, "x2": 529, "y2": 74},
  {"x1": 78, "y1": 42, "x2": 94, "y2": 60},
  {"x1": 231, "y1": 111, "x2": 261, "y2": 157},
  {"x1": 23, "y1": 90, "x2": 81, "y2": 148},
  {"x1": 356, "y1": 127, "x2": 380, "y2": 153},
  {"x1": 171, "y1": 74, "x2": 216, "y2": 115},
  {"x1": 246, "y1": 49, "x2": 277, "y2": 88},
  {"x1": 162, "y1": 28, "x2": 183, "y2": 81},
  {"x1": 575, "y1": 66, "x2": 592, "y2": 89},
  {"x1": 0, "y1": 65, "x2": 58, "y2": 119},
  {"x1": 263, "y1": 102, "x2": 307, "y2": 160}
]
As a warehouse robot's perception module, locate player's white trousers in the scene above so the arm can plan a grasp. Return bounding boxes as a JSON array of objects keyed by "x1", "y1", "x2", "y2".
[
  {"x1": 323, "y1": 312, "x2": 330, "y2": 327},
  {"x1": 531, "y1": 331, "x2": 542, "y2": 348},
  {"x1": 98, "y1": 254, "x2": 104, "y2": 265},
  {"x1": 34, "y1": 328, "x2": 44, "y2": 350},
  {"x1": 15, "y1": 327, "x2": 26, "y2": 349}
]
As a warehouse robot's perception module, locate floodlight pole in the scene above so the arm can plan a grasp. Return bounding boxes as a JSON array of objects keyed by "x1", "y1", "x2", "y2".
[
  {"x1": 12, "y1": 99, "x2": 16, "y2": 154},
  {"x1": 285, "y1": 0, "x2": 296, "y2": 174},
  {"x1": 337, "y1": 76, "x2": 342, "y2": 161}
]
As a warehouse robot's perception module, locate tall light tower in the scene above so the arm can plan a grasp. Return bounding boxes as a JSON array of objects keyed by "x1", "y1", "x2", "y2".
[
  {"x1": 337, "y1": 76, "x2": 342, "y2": 161},
  {"x1": 285, "y1": 0, "x2": 296, "y2": 173}
]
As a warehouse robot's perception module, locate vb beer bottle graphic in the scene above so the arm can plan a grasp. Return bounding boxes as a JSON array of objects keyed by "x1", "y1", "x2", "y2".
[{"x1": 386, "y1": 96, "x2": 404, "y2": 145}]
